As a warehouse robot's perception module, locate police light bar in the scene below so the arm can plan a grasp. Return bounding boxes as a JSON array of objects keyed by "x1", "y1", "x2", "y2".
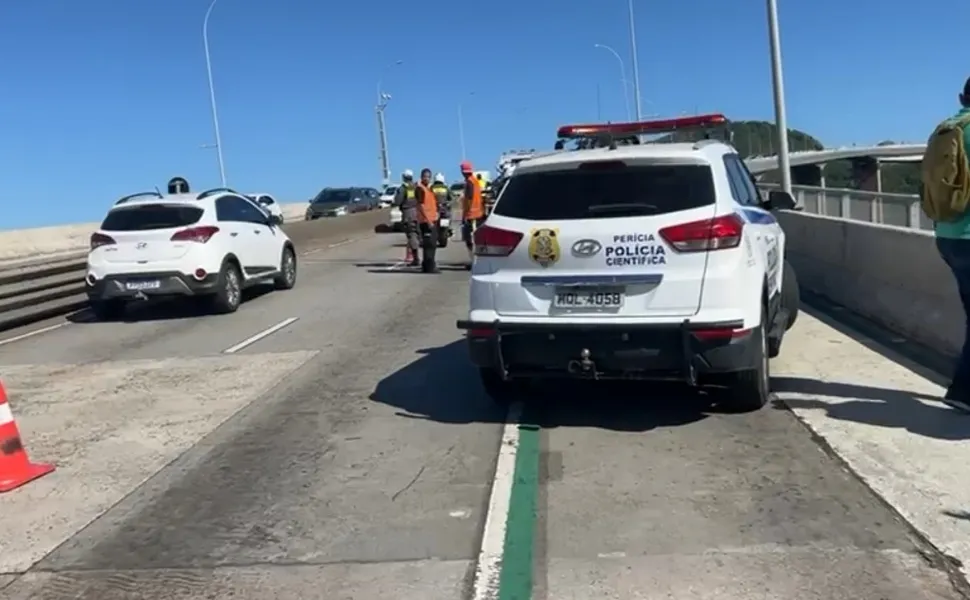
[{"x1": 556, "y1": 113, "x2": 728, "y2": 139}]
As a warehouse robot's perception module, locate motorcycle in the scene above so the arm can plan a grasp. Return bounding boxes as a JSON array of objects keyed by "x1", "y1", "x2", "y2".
[{"x1": 437, "y1": 204, "x2": 452, "y2": 248}]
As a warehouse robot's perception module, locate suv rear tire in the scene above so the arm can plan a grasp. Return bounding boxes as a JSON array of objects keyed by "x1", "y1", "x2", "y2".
[
  {"x1": 274, "y1": 247, "x2": 297, "y2": 290},
  {"x1": 207, "y1": 260, "x2": 242, "y2": 314},
  {"x1": 90, "y1": 298, "x2": 126, "y2": 321},
  {"x1": 721, "y1": 309, "x2": 770, "y2": 412},
  {"x1": 782, "y1": 260, "x2": 799, "y2": 330}
]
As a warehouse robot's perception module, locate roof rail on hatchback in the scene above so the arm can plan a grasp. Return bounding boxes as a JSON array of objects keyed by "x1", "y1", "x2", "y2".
[
  {"x1": 196, "y1": 187, "x2": 240, "y2": 200},
  {"x1": 115, "y1": 191, "x2": 164, "y2": 205}
]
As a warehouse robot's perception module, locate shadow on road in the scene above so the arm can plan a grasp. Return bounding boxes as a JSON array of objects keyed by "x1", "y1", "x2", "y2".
[
  {"x1": 768, "y1": 295, "x2": 970, "y2": 441},
  {"x1": 67, "y1": 286, "x2": 275, "y2": 324},
  {"x1": 370, "y1": 340, "x2": 728, "y2": 432}
]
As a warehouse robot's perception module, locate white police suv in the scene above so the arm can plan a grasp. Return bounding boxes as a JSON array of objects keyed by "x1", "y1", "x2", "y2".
[
  {"x1": 86, "y1": 187, "x2": 297, "y2": 320},
  {"x1": 456, "y1": 115, "x2": 799, "y2": 411}
]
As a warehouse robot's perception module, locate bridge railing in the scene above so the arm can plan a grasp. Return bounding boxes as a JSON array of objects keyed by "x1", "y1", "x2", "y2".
[{"x1": 758, "y1": 183, "x2": 928, "y2": 231}]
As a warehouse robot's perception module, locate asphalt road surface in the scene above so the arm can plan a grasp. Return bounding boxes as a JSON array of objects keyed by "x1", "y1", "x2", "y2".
[{"x1": 0, "y1": 217, "x2": 966, "y2": 599}]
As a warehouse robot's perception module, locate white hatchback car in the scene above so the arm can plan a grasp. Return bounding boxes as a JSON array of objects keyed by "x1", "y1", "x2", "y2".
[
  {"x1": 86, "y1": 187, "x2": 297, "y2": 319},
  {"x1": 249, "y1": 193, "x2": 285, "y2": 223},
  {"x1": 456, "y1": 115, "x2": 799, "y2": 411}
]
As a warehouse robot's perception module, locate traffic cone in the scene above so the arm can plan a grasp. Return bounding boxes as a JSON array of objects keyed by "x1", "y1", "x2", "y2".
[{"x1": 0, "y1": 380, "x2": 54, "y2": 493}]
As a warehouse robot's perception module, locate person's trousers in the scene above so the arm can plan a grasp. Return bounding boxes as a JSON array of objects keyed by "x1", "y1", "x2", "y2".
[
  {"x1": 462, "y1": 217, "x2": 484, "y2": 249},
  {"x1": 419, "y1": 222, "x2": 438, "y2": 272},
  {"x1": 936, "y1": 237, "x2": 970, "y2": 397},
  {"x1": 401, "y1": 208, "x2": 420, "y2": 255}
]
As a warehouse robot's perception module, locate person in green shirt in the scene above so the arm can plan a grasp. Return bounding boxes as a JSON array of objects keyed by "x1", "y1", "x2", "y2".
[{"x1": 935, "y1": 77, "x2": 970, "y2": 411}]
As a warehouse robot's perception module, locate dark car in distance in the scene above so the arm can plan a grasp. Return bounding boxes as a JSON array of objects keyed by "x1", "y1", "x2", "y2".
[{"x1": 305, "y1": 187, "x2": 380, "y2": 220}]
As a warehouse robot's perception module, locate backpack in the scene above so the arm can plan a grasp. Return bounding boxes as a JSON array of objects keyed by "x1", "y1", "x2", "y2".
[{"x1": 921, "y1": 113, "x2": 970, "y2": 222}]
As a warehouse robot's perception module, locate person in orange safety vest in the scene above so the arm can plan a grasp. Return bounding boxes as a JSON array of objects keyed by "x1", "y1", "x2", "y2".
[
  {"x1": 460, "y1": 160, "x2": 484, "y2": 269},
  {"x1": 416, "y1": 168, "x2": 440, "y2": 273}
]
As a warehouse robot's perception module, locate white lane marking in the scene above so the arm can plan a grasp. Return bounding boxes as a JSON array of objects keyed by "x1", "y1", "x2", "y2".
[
  {"x1": 471, "y1": 401, "x2": 522, "y2": 600},
  {"x1": 301, "y1": 237, "x2": 361, "y2": 256},
  {"x1": 223, "y1": 317, "x2": 299, "y2": 354},
  {"x1": 0, "y1": 322, "x2": 71, "y2": 347},
  {"x1": 327, "y1": 237, "x2": 357, "y2": 249}
]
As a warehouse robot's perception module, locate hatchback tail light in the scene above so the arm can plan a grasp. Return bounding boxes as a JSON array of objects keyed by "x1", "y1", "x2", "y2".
[
  {"x1": 171, "y1": 225, "x2": 220, "y2": 243},
  {"x1": 658, "y1": 214, "x2": 744, "y2": 252},
  {"x1": 90, "y1": 232, "x2": 115, "y2": 250},
  {"x1": 473, "y1": 225, "x2": 524, "y2": 257}
]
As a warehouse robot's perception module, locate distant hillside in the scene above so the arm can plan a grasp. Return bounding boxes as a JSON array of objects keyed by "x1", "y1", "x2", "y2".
[{"x1": 664, "y1": 120, "x2": 920, "y2": 194}]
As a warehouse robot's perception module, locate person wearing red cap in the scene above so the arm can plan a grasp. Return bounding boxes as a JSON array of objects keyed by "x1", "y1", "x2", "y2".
[{"x1": 460, "y1": 160, "x2": 485, "y2": 268}]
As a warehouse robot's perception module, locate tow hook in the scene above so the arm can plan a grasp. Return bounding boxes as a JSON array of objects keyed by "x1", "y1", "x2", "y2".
[{"x1": 567, "y1": 348, "x2": 598, "y2": 378}]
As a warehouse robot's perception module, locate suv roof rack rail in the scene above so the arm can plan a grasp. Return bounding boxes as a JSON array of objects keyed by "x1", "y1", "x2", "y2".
[
  {"x1": 196, "y1": 187, "x2": 240, "y2": 200},
  {"x1": 115, "y1": 191, "x2": 164, "y2": 205}
]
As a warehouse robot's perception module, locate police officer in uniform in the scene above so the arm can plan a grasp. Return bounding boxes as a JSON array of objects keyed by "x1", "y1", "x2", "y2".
[
  {"x1": 393, "y1": 169, "x2": 420, "y2": 266},
  {"x1": 430, "y1": 173, "x2": 453, "y2": 247}
]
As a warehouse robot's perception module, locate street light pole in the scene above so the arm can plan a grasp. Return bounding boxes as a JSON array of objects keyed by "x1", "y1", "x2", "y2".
[
  {"x1": 627, "y1": 0, "x2": 643, "y2": 121},
  {"x1": 376, "y1": 60, "x2": 403, "y2": 186},
  {"x1": 203, "y1": 0, "x2": 226, "y2": 187},
  {"x1": 457, "y1": 91, "x2": 474, "y2": 160},
  {"x1": 593, "y1": 44, "x2": 632, "y2": 121},
  {"x1": 458, "y1": 104, "x2": 466, "y2": 160},
  {"x1": 766, "y1": 0, "x2": 792, "y2": 194}
]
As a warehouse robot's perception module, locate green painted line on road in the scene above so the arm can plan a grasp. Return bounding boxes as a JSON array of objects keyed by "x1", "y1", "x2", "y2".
[{"x1": 497, "y1": 420, "x2": 541, "y2": 600}]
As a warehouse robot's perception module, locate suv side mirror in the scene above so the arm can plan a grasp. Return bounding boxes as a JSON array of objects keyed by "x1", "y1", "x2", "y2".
[
  {"x1": 765, "y1": 190, "x2": 796, "y2": 211},
  {"x1": 269, "y1": 214, "x2": 283, "y2": 225}
]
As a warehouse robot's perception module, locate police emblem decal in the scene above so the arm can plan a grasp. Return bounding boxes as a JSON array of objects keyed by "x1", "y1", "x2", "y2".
[{"x1": 527, "y1": 228, "x2": 560, "y2": 267}]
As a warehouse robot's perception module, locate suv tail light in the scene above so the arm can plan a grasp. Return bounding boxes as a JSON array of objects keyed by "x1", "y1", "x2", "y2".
[
  {"x1": 90, "y1": 232, "x2": 115, "y2": 250},
  {"x1": 473, "y1": 225, "x2": 523, "y2": 257},
  {"x1": 659, "y1": 214, "x2": 743, "y2": 252},
  {"x1": 171, "y1": 225, "x2": 220, "y2": 243}
]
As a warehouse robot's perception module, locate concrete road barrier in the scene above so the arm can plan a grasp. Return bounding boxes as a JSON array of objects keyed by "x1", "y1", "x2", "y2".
[
  {"x1": 0, "y1": 207, "x2": 386, "y2": 333},
  {"x1": 778, "y1": 210, "x2": 961, "y2": 355}
]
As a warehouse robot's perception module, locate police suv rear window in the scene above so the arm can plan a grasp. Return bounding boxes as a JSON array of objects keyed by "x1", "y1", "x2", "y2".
[
  {"x1": 492, "y1": 162, "x2": 714, "y2": 220},
  {"x1": 100, "y1": 205, "x2": 204, "y2": 231}
]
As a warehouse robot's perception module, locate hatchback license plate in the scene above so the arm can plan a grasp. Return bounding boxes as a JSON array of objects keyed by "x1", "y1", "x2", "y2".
[
  {"x1": 553, "y1": 287, "x2": 624, "y2": 309},
  {"x1": 125, "y1": 280, "x2": 160, "y2": 291}
]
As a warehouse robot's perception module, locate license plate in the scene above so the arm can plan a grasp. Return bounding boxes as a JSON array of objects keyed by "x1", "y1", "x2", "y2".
[
  {"x1": 125, "y1": 280, "x2": 160, "y2": 291},
  {"x1": 440, "y1": 218, "x2": 450, "y2": 227},
  {"x1": 553, "y1": 287, "x2": 624, "y2": 309}
]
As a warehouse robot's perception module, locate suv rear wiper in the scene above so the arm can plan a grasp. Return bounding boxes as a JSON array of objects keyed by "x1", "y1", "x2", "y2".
[{"x1": 587, "y1": 203, "x2": 659, "y2": 214}]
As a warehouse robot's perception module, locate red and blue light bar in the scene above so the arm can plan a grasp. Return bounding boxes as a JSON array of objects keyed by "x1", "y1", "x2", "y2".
[{"x1": 556, "y1": 113, "x2": 729, "y2": 139}]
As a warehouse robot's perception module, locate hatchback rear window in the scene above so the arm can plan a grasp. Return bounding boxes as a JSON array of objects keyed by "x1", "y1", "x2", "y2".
[
  {"x1": 100, "y1": 204, "x2": 204, "y2": 231},
  {"x1": 492, "y1": 162, "x2": 715, "y2": 220}
]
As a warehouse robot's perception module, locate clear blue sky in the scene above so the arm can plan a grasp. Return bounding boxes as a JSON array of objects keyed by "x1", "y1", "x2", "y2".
[{"x1": 1, "y1": 0, "x2": 966, "y2": 230}]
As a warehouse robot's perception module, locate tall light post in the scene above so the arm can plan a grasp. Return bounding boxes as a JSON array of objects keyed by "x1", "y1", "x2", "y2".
[
  {"x1": 766, "y1": 0, "x2": 792, "y2": 194},
  {"x1": 376, "y1": 60, "x2": 403, "y2": 186},
  {"x1": 457, "y1": 91, "x2": 474, "y2": 160},
  {"x1": 593, "y1": 44, "x2": 632, "y2": 121},
  {"x1": 203, "y1": 0, "x2": 226, "y2": 187},
  {"x1": 627, "y1": 0, "x2": 643, "y2": 121}
]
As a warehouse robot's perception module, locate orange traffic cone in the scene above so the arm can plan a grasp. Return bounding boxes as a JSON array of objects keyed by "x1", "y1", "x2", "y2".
[{"x1": 0, "y1": 380, "x2": 54, "y2": 493}]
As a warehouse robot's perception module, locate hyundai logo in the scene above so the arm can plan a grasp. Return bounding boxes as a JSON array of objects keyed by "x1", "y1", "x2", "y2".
[
  {"x1": 135, "y1": 242, "x2": 147, "y2": 249},
  {"x1": 571, "y1": 239, "x2": 601, "y2": 257}
]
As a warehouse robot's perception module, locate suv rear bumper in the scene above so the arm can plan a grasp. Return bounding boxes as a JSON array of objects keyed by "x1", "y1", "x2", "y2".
[
  {"x1": 87, "y1": 270, "x2": 221, "y2": 301},
  {"x1": 455, "y1": 319, "x2": 760, "y2": 384}
]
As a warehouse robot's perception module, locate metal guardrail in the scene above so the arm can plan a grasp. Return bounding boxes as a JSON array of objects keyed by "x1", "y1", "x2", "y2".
[
  {"x1": 0, "y1": 253, "x2": 89, "y2": 332},
  {"x1": 759, "y1": 183, "x2": 927, "y2": 231}
]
